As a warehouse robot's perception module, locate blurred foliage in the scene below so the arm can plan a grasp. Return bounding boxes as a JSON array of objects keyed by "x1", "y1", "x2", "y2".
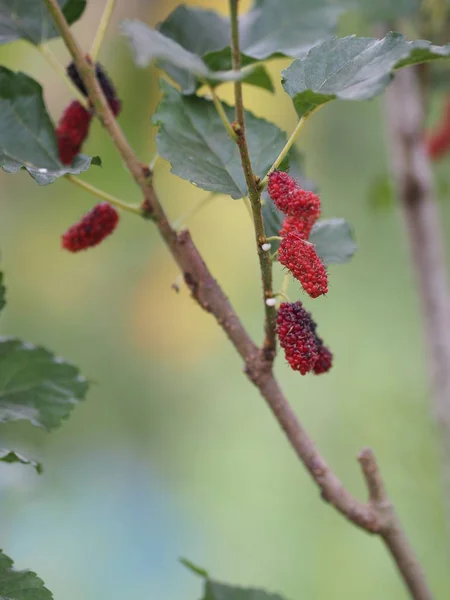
[{"x1": 0, "y1": 1, "x2": 450, "y2": 600}]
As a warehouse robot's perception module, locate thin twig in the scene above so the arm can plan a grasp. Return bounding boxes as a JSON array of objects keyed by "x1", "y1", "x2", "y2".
[
  {"x1": 206, "y1": 84, "x2": 238, "y2": 141},
  {"x1": 90, "y1": 0, "x2": 116, "y2": 61},
  {"x1": 44, "y1": 3, "x2": 435, "y2": 598},
  {"x1": 66, "y1": 175, "x2": 142, "y2": 215},
  {"x1": 259, "y1": 107, "x2": 321, "y2": 190},
  {"x1": 229, "y1": 0, "x2": 276, "y2": 358},
  {"x1": 358, "y1": 450, "x2": 434, "y2": 600}
]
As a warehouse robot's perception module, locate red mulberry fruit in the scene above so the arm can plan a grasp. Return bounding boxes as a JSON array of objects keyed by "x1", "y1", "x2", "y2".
[
  {"x1": 280, "y1": 214, "x2": 315, "y2": 240},
  {"x1": 278, "y1": 231, "x2": 328, "y2": 298},
  {"x1": 56, "y1": 101, "x2": 92, "y2": 165},
  {"x1": 268, "y1": 170, "x2": 321, "y2": 223},
  {"x1": 61, "y1": 203, "x2": 119, "y2": 252},
  {"x1": 67, "y1": 60, "x2": 122, "y2": 117},
  {"x1": 313, "y1": 344, "x2": 333, "y2": 374},
  {"x1": 276, "y1": 302, "x2": 319, "y2": 374}
]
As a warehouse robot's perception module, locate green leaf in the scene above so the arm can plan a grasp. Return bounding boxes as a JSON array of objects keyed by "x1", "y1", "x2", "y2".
[
  {"x1": 159, "y1": 1, "x2": 342, "y2": 61},
  {"x1": 0, "y1": 449, "x2": 43, "y2": 474},
  {"x1": 0, "y1": 0, "x2": 86, "y2": 46},
  {"x1": 239, "y1": 0, "x2": 343, "y2": 60},
  {"x1": 0, "y1": 337, "x2": 89, "y2": 430},
  {"x1": 203, "y1": 581, "x2": 286, "y2": 600},
  {"x1": 282, "y1": 33, "x2": 450, "y2": 115},
  {"x1": 153, "y1": 80, "x2": 287, "y2": 198},
  {"x1": 0, "y1": 68, "x2": 99, "y2": 175},
  {"x1": 0, "y1": 549, "x2": 53, "y2": 599},
  {"x1": 310, "y1": 218, "x2": 357, "y2": 265},
  {"x1": 1, "y1": 154, "x2": 102, "y2": 185},
  {"x1": 0, "y1": 273, "x2": 5, "y2": 314},
  {"x1": 153, "y1": 1, "x2": 341, "y2": 93},
  {"x1": 181, "y1": 561, "x2": 288, "y2": 600},
  {"x1": 121, "y1": 20, "x2": 243, "y2": 88}
]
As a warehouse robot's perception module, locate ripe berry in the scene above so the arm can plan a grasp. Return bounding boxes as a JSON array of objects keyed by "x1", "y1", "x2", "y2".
[
  {"x1": 278, "y1": 231, "x2": 328, "y2": 298},
  {"x1": 67, "y1": 60, "x2": 122, "y2": 117},
  {"x1": 61, "y1": 203, "x2": 119, "y2": 252},
  {"x1": 276, "y1": 302, "x2": 318, "y2": 374},
  {"x1": 268, "y1": 170, "x2": 321, "y2": 223},
  {"x1": 313, "y1": 344, "x2": 333, "y2": 374},
  {"x1": 56, "y1": 101, "x2": 92, "y2": 165},
  {"x1": 280, "y1": 214, "x2": 315, "y2": 240}
]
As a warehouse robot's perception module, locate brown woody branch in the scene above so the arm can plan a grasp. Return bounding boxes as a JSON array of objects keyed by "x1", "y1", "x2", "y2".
[{"x1": 43, "y1": 2, "x2": 434, "y2": 598}]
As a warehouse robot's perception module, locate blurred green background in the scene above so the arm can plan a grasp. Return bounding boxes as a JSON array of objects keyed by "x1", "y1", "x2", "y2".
[{"x1": 1, "y1": 1, "x2": 450, "y2": 598}]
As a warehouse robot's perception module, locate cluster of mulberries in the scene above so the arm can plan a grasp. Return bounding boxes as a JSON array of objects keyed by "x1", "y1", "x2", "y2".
[
  {"x1": 426, "y1": 97, "x2": 450, "y2": 160},
  {"x1": 56, "y1": 59, "x2": 121, "y2": 166},
  {"x1": 268, "y1": 171, "x2": 327, "y2": 298},
  {"x1": 61, "y1": 203, "x2": 119, "y2": 252},
  {"x1": 276, "y1": 301, "x2": 332, "y2": 375}
]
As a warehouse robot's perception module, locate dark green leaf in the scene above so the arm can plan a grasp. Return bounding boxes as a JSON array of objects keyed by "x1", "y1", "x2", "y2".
[
  {"x1": 0, "y1": 449, "x2": 43, "y2": 474},
  {"x1": 239, "y1": 0, "x2": 343, "y2": 60},
  {"x1": 0, "y1": 550, "x2": 53, "y2": 599},
  {"x1": 203, "y1": 581, "x2": 286, "y2": 600},
  {"x1": 0, "y1": 0, "x2": 86, "y2": 45},
  {"x1": 153, "y1": 80, "x2": 286, "y2": 198},
  {"x1": 179, "y1": 557, "x2": 209, "y2": 578},
  {"x1": 0, "y1": 68, "x2": 60, "y2": 170},
  {"x1": 310, "y1": 218, "x2": 357, "y2": 265},
  {"x1": 0, "y1": 337, "x2": 89, "y2": 430},
  {"x1": 0, "y1": 68, "x2": 98, "y2": 175},
  {"x1": 151, "y1": 1, "x2": 341, "y2": 93},
  {"x1": 121, "y1": 20, "x2": 243, "y2": 88},
  {"x1": 282, "y1": 33, "x2": 450, "y2": 115},
  {"x1": 1, "y1": 154, "x2": 102, "y2": 185},
  {"x1": 156, "y1": 7, "x2": 274, "y2": 94},
  {"x1": 158, "y1": 1, "x2": 342, "y2": 63},
  {"x1": 0, "y1": 273, "x2": 5, "y2": 314}
]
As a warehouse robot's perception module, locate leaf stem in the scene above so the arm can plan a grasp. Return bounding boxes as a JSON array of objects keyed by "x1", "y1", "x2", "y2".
[
  {"x1": 172, "y1": 192, "x2": 216, "y2": 230},
  {"x1": 281, "y1": 273, "x2": 290, "y2": 297},
  {"x1": 266, "y1": 236, "x2": 282, "y2": 242},
  {"x1": 90, "y1": 0, "x2": 116, "y2": 61},
  {"x1": 229, "y1": 0, "x2": 276, "y2": 359},
  {"x1": 259, "y1": 107, "x2": 321, "y2": 190},
  {"x1": 37, "y1": 44, "x2": 89, "y2": 107},
  {"x1": 207, "y1": 84, "x2": 238, "y2": 141},
  {"x1": 66, "y1": 175, "x2": 142, "y2": 215}
]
